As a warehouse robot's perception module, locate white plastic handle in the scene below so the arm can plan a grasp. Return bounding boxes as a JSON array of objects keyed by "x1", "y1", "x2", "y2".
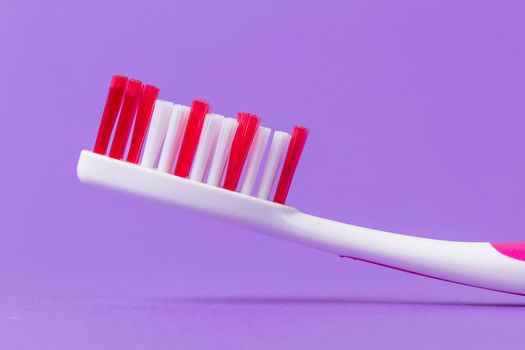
[{"x1": 77, "y1": 150, "x2": 525, "y2": 296}]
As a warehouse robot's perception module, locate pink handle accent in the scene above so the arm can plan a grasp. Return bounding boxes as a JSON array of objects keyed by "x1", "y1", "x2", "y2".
[{"x1": 490, "y1": 242, "x2": 525, "y2": 262}]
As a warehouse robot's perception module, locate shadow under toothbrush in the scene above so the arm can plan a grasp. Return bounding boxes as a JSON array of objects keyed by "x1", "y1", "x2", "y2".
[{"x1": 148, "y1": 296, "x2": 525, "y2": 308}]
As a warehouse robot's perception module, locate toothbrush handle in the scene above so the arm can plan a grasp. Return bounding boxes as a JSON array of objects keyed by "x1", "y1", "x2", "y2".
[
  {"x1": 77, "y1": 151, "x2": 525, "y2": 296},
  {"x1": 275, "y1": 212, "x2": 525, "y2": 295}
]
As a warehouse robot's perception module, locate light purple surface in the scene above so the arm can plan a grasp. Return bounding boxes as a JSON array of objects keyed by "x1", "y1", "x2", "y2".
[{"x1": 1, "y1": 0, "x2": 525, "y2": 348}]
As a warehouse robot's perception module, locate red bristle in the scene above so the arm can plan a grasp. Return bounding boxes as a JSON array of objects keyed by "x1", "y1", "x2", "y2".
[
  {"x1": 93, "y1": 75, "x2": 128, "y2": 155},
  {"x1": 108, "y1": 79, "x2": 143, "y2": 160},
  {"x1": 223, "y1": 112, "x2": 260, "y2": 191},
  {"x1": 174, "y1": 99, "x2": 211, "y2": 177},
  {"x1": 126, "y1": 84, "x2": 160, "y2": 164},
  {"x1": 273, "y1": 126, "x2": 309, "y2": 204}
]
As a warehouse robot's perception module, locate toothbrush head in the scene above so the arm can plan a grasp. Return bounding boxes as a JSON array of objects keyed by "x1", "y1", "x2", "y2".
[{"x1": 83, "y1": 74, "x2": 309, "y2": 205}]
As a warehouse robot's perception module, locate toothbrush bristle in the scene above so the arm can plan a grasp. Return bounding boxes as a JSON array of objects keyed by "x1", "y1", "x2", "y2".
[
  {"x1": 157, "y1": 105, "x2": 190, "y2": 173},
  {"x1": 256, "y1": 131, "x2": 291, "y2": 200},
  {"x1": 223, "y1": 112, "x2": 260, "y2": 191},
  {"x1": 190, "y1": 114, "x2": 224, "y2": 182},
  {"x1": 141, "y1": 100, "x2": 173, "y2": 168},
  {"x1": 273, "y1": 126, "x2": 309, "y2": 204},
  {"x1": 206, "y1": 117, "x2": 238, "y2": 187},
  {"x1": 93, "y1": 75, "x2": 128, "y2": 155},
  {"x1": 127, "y1": 84, "x2": 160, "y2": 164},
  {"x1": 240, "y1": 126, "x2": 271, "y2": 195},
  {"x1": 174, "y1": 100, "x2": 211, "y2": 178},
  {"x1": 92, "y1": 76, "x2": 308, "y2": 205},
  {"x1": 108, "y1": 79, "x2": 143, "y2": 160}
]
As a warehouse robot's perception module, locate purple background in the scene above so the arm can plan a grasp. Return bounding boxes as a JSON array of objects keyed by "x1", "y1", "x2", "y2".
[{"x1": 1, "y1": 0, "x2": 525, "y2": 348}]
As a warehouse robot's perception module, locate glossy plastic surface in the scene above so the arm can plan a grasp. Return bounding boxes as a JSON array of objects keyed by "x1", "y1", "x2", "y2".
[{"x1": 78, "y1": 150, "x2": 525, "y2": 296}]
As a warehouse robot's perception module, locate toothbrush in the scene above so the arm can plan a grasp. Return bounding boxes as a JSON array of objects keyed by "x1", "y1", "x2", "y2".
[{"x1": 78, "y1": 75, "x2": 525, "y2": 296}]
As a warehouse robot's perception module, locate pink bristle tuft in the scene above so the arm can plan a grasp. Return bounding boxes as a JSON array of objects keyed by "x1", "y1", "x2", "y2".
[
  {"x1": 174, "y1": 99, "x2": 211, "y2": 178},
  {"x1": 93, "y1": 75, "x2": 128, "y2": 155},
  {"x1": 273, "y1": 126, "x2": 309, "y2": 204},
  {"x1": 127, "y1": 84, "x2": 160, "y2": 164},
  {"x1": 108, "y1": 79, "x2": 143, "y2": 160},
  {"x1": 223, "y1": 112, "x2": 260, "y2": 191}
]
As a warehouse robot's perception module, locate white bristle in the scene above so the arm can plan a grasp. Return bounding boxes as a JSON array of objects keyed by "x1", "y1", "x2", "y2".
[
  {"x1": 257, "y1": 131, "x2": 291, "y2": 200},
  {"x1": 206, "y1": 118, "x2": 238, "y2": 186},
  {"x1": 190, "y1": 114, "x2": 224, "y2": 182},
  {"x1": 140, "y1": 100, "x2": 173, "y2": 168},
  {"x1": 157, "y1": 104, "x2": 190, "y2": 173},
  {"x1": 240, "y1": 126, "x2": 271, "y2": 195}
]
